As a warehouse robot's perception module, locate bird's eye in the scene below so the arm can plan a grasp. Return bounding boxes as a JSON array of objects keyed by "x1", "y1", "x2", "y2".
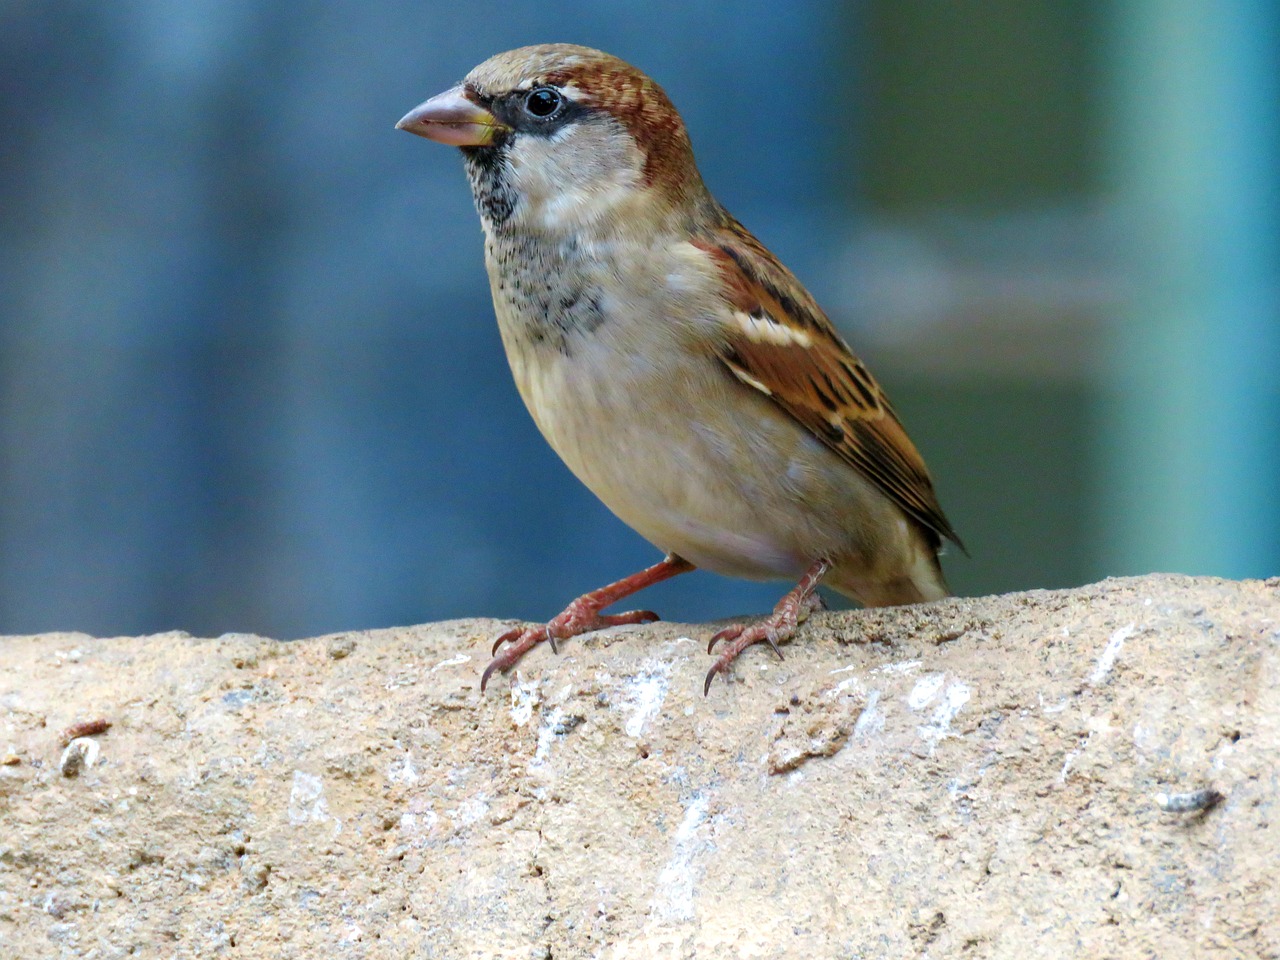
[{"x1": 523, "y1": 87, "x2": 563, "y2": 118}]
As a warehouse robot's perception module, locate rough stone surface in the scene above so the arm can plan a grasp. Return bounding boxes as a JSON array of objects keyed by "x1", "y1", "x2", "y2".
[{"x1": 1, "y1": 574, "x2": 1277, "y2": 958}]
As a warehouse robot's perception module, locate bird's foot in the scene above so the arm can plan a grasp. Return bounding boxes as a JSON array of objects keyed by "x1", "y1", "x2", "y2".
[
  {"x1": 703, "y1": 559, "x2": 831, "y2": 694},
  {"x1": 481, "y1": 605, "x2": 659, "y2": 692},
  {"x1": 479, "y1": 555, "x2": 695, "y2": 692}
]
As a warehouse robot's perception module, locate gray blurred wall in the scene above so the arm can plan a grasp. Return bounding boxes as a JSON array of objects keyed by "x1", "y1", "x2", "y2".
[{"x1": 0, "y1": 1, "x2": 841, "y2": 637}]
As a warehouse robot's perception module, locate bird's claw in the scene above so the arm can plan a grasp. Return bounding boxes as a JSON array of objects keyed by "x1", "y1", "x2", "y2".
[
  {"x1": 703, "y1": 659, "x2": 728, "y2": 697},
  {"x1": 491, "y1": 624, "x2": 531, "y2": 656},
  {"x1": 706, "y1": 623, "x2": 784, "y2": 660},
  {"x1": 703, "y1": 621, "x2": 788, "y2": 694},
  {"x1": 702, "y1": 566, "x2": 830, "y2": 693},
  {"x1": 481, "y1": 623, "x2": 551, "y2": 691},
  {"x1": 480, "y1": 608, "x2": 663, "y2": 692},
  {"x1": 550, "y1": 606, "x2": 660, "y2": 639}
]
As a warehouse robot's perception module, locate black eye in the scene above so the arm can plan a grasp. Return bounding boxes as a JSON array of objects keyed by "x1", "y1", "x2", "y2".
[{"x1": 523, "y1": 87, "x2": 563, "y2": 118}]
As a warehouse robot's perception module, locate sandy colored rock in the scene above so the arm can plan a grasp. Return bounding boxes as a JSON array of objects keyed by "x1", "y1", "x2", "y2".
[{"x1": 0, "y1": 574, "x2": 1277, "y2": 958}]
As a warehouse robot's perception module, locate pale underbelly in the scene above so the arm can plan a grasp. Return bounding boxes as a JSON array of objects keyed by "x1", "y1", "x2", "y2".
[{"x1": 510, "y1": 345, "x2": 894, "y2": 583}]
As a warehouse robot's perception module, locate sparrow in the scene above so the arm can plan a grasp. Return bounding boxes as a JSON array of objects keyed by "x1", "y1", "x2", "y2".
[{"x1": 397, "y1": 44, "x2": 963, "y2": 694}]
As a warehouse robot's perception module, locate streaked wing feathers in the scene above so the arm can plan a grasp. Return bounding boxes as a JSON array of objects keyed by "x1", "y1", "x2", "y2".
[{"x1": 695, "y1": 222, "x2": 963, "y2": 550}]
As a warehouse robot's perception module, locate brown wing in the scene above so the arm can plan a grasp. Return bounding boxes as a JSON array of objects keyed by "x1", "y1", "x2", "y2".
[{"x1": 694, "y1": 222, "x2": 964, "y2": 551}]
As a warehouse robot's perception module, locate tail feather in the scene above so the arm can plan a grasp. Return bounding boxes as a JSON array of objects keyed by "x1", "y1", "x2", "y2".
[{"x1": 826, "y1": 546, "x2": 951, "y2": 608}]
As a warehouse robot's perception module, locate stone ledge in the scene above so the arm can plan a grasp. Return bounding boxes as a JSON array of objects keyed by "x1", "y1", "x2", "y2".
[{"x1": 1, "y1": 574, "x2": 1277, "y2": 957}]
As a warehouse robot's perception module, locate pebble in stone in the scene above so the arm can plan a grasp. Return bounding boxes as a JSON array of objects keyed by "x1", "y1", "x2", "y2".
[{"x1": 58, "y1": 738, "x2": 100, "y2": 778}]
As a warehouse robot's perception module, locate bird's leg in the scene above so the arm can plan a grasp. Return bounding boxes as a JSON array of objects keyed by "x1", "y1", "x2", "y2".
[
  {"x1": 481, "y1": 555, "x2": 695, "y2": 691},
  {"x1": 704, "y1": 558, "x2": 831, "y2": 695}
]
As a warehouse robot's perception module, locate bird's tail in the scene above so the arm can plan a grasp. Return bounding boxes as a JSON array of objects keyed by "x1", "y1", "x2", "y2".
[{"x1": 826, "y1": 548, "x2": 951, "y2": 608}]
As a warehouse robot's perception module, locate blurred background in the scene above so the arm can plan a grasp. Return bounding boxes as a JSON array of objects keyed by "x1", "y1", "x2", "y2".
[{"x1": 1, "y1": 1, "x2": 1276, "y2": 639}]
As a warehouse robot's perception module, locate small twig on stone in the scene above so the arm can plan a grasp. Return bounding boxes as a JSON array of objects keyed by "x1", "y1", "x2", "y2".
[{"x1": 58, "y1": 718, "x2": 111, "y2": 748}]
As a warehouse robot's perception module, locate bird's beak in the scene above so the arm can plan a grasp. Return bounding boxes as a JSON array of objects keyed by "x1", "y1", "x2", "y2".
[{"x1": 395, "y1": 85, "x2": 507, "y2": 147}]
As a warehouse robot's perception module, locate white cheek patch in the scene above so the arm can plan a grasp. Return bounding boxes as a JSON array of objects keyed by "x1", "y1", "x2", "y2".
[
  {"x1": 543, "y1": 180, "x2": 645, "y2": 234},
  {"x1": 506, "y1": 121, "x2": 643, "y2": 231},
  {"x1": 732, "y1": 310, "x2": 814, "y2": 348}
]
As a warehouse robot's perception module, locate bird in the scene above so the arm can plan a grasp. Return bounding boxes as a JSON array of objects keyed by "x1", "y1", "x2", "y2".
[{"x1": 396, "y1": 44, "x2": 962, "y2": 694}]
